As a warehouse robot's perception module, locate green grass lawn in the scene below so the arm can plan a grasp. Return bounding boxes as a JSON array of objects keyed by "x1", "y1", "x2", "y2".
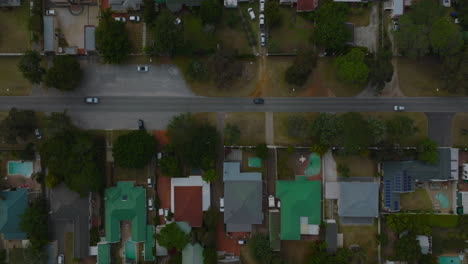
[
  {"x1": 397, "y1": 57, "x2": 454, "y2": 97},
  {"x1": 334, "y1": 155, "x2": 377, "y2": 177},
  {"x1": 268, "y1": 7, "x2": 313, "y2": 53},
  {"x1": 400, "y1": 189, "x2": 433, "y2": 210},
  {"x1": 340, "y1": 222, "x2": 378, "y2": 264},
  {"x1": 425, "y1": 215, "x2": 459, "y2": 228},
  {"x1": 452, "y1": 113, "x2": 468, "y2": 147},
  {"x1": 65, "y1": 232, "x2": 74, "y2": 264},
  {"x1": 125, "y1": 22, "x2": 143, "y2": 54},
  {"x1": 0, "y1": 57, "x2": 32, "y2": 95},
  {"x1": 0, "y1": 1, "x2": 31, "y2": 52},
  {"x1": 273, "y1": 112, "x2": 318, "y2": 145},
  {"x1": 225, "y1": 112, "x2": 265, "y2": 145},
  {"x1": 8, "y1": 248, "x2": 26, "y2": 264},
  {"x1": 217, "y1": 9, "x2": 252, "y2": 54}
]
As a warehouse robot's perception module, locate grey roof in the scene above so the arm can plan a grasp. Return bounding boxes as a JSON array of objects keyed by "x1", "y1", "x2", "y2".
[
  {"x1": 166, "y1": 0, "x2": 202, "y2": 12},
  {"x1": 43, "y1": 16, "x2": 55, "y2": 52},
  {"x1": 0, "y1": 0, "x2": 20, "y2": 6},
  {"x1": 340, "y1": 217, "x2": 374, "y2": 225},
  {"x1": 109, "y1": 0, "x2": 141, "y2": 10},
  {"x1": 224, "y1": 181, "x2": 263, "y2": 231},
  {"x1": 338, "y1": 182, "x2": 379, "y2": 218},
  {"x1": 85, "y1": 26, "x2": 95, "y2": 51},
  {"x1": 325, "y1": 222, "x2": 337, "y2": 253}
]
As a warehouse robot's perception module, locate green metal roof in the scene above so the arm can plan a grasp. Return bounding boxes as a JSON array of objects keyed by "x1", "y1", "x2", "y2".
[
  {"x1": 0, "y1": 189, "x2": 28, "y2": 240},
  {"x1": 182, "y1": 243, "x2": 203, "y2": 264},
  {"x1": 105, "y1": 182, "x2": 146, "y2": 243},
  {"x1": 144, "y1": 225, "x2": 155, "y2": 261},
  {"x1": 276, "y1": 180, "x2": 321, "y2": 240},
  {"x1": 97, "y1": 243, "x2": 110, "y2": 264},
  {"x1": 248, "y1": 157, "x2": 262, "y2": 168}
]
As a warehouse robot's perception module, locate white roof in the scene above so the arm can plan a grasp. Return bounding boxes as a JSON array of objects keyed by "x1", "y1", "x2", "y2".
[
  {"x1": 461, "y1": 192, "x2": 468, "y2": 213},
  {"x1": 89, "y1": 246, "x2": 97, "y2": 256},
  {"x1": 392, "y1": 0, "x2": 404, "y2": 16},
  {"x1": 171, "y1": 176, "x2": 211, "y2": 212},
  {"x1": 224, "y1": 0, "x2": 237, "y2": 7},
  {"x1": 325, "y1": 182, "x2": 339, "y2": 199},
  {"x1": 450, "y1": 148, "x2": 459, "y2": 179}
]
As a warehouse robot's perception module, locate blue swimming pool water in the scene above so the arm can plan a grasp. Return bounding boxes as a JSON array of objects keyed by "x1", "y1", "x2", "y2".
[
  {"x1": 7, "y1": 161, "x2": 33, "y2": 177},
  {"x1": 436, "y1": 193, "x2": 449, "y2": 209},
  {"x1": 439, "y1": 256, "x2": 461, "y2": 264}
]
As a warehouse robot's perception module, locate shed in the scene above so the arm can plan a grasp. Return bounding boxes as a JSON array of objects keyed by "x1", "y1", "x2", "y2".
[
  {"x1": 43, "y1": 16, "x2": 55, "y2": 53},
  {"x1": 85, "y1": 26, "x2": 96, "y2": 52},
  {"x1": 325, "y1": 220, "x2": 337, "y2": 253}
]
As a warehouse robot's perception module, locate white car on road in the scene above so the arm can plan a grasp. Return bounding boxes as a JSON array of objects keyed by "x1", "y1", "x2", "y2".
[
  {"x1": 394, "y1": 105, "x2": 405, "y2": 111},
  {"x1": 247, "y1": 8, "x2": 255, "y2": 20}
]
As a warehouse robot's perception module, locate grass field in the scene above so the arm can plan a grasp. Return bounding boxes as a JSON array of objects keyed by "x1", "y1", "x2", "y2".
[
  {"x1": 273, "y1": 112, "x2": 318, "y2": 145},
  {"x1": 277, "y1": 149, "x2": 294, "y2": 180},
  {"x1": 340, "y1": 222, "x2": 378, "y2": 264},
  {"x1": 280, "y1": 240, "x2": 313, "y2": 264},
  {"x1": 0, "y1": 1, "x2": 30, "y2": 52},
  {"x1": 64, "y1": 232, "x2": 74, "y2": 264},
  {"x1": 400, "y1": 189, "x2": 433, "y2": 210},
  {"x1": 217, "y1": 9, "x2": 252, "y2": 55},
  {"x1": 334, "y1": 155, "x2": 377, "y2": 177},
  {"x1": 398, "y1": 57, "x2": 453, "y2": 97},
  {"x1": 452, "y1": 113, "x2": 468, "y2": 147},
  {"x1": 0, "y1": 57, "x2": 32, "y2": 95},
  {"x1": 225, "y1": 112, "x2": 265, "y2": 145}
]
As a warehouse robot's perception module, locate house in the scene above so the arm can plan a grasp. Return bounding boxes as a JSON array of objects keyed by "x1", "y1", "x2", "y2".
[
  {"x1": 0, "y1": 0, "x2": 20, "y2": 7},
  {"x1": 182, "y1": 243, "x2": 204, "y2": 264},
  {"x1": 85, "y1": 26, "x2": 96, "y2": 54},
  {"x1": 98, "y1": 182, "x2": 155, "y2": 262},
  {"x1": 383, "y1": 148, "x2": 458, "y2": 212},
  {"x1": 43, "y1": 16, "x2": 56, "y2": 53},
  {"x1": 384, "y1": 0, "x2": 411, "y2": 18},
  {"x1": 0, "y1": 189, "x2": 28, "y2": 242},
  {"x1": 416, "y1": 235, "x2": 432, "y2": 254},
  {"x1": 109, "y1": 0, "x2": 141, "y2": 11},
  {"x1": 166, "y1": 0, "x2": 202, "y2": 12},
  {"x1": 297, "y1": 0, "x2": 318, "y2": 12},
  {"x1": 171, "y1": 176, "x2": 210, "y2": 227},
  {"x1": 276, "y1": 178, "x2": 321, "y2": 240},
  {"x1": 325, "y1": 181, "x2": 379, "y2": 224},
  {"x1": 223, "y1": 162, "x2": 263, "y2": 232},
  {"x1": 325, "y1": 219, "x2": 337, "y2": 254}
]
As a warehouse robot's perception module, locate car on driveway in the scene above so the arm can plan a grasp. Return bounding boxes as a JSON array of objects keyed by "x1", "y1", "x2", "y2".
[
  {"x1": 260, "y1": 33, "x2": 266, "y2": 46},
  {"x1": 114, "y1": 17, "x2": 126, "y2": 22},
  {"x1": 138, "y1": 119, "x2": 145, "y2": 130},
  {"x1": 46, "y1": 9, "x2": 56, "y2": 15},
  {"x1": 84, "y1": 97, "x2": 99, "y2": 104},
  {"x1": 260, "y1": 0, "x2": 265, "y2": 12},
  {"x1": 259, "y1": 14, "x2": 265, "y2": 27},
  {"x1": 35, "y1": 128, "x2": 42, "y2": 139},
  {"x1": 394, "y1": 105, "x2": 405, "y2": 111},
  {"x1": 58, "y1": 254, "x2": 64, "y2": 264},
  {"x1": 129, "y1": 15, "x2": 140, "y2": 22},
  {"x1": 253, "y1": 98, "x2": 264, "y2": 104},
  {"x1": 247, "y1": 8, "x2": 255, "y2": 20},
  {"x1": 137, "y1": 66, "x2": 149, "y2": 72}
]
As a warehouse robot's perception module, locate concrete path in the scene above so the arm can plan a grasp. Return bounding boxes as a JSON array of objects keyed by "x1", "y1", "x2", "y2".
[
  {"x1": 354, "y1": 4, "x2": 379, "y2": 53},
  {"x1": 265, "y1": 112, "x2": 274, "y2": 145},
  {"x1": 323, "y1": 150, "x2": 337, "y2": 182}
]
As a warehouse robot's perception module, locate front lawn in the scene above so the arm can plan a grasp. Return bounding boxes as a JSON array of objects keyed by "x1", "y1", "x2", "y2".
[
  {"x1": 347, "y1": 4, "x2": 372, "y2": 27},
  {"x1": 452, "y1": 113, "x2": 468, "y2": 147},
  {"x1": 268, "y1": 8, "x2": 313, "y2": 53},
  {"x1": 276, "y1": 149, "x2": 294, "y2": 180},
  {"x1": 273, "y1": 112, "x2": 318, "y2": 145},
  {"x1": 224, "y1": 112, "x2": 265, "y2": 145},
  {"x1": 0, "y1": 1, "x2": 31, "y2": 52},
  {"x1": 400, "y1": 189, "x2": 433, "y2": 210},
  {"x1": 217, "y1": 9, "x2": 252, "y2": 55},
  {"x1": 340, "y1": 222, "x2": 378, "y2": 264},
  {"x1": 0, "y1": 57, "x2": 32, "y2": 96},
  {"x1": 333, "y1": 155, "x2": 377, "y2": 177}
]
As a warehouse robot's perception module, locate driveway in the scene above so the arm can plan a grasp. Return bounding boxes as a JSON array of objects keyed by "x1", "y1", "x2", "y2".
[
  {"x1": 54, "y1": 6, "x2": 99, "y2": 49},
  {"x1": 323, "y1": 150, "x2": 337, "y2": 182},
  {"x1": 354, "y1": 4, "x2": 378, "y2": 53},
  {"x1": 426, "y1": 112, "x2": 454, "y2": 147}
]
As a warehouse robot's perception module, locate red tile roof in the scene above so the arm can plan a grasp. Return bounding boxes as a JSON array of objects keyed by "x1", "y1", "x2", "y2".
[
  {"x1": 297, "y1": 0, "x2": 318, "y2": 11},
  {"x1": 174, "y1": 186, "x2": 203, "y2": 227}
]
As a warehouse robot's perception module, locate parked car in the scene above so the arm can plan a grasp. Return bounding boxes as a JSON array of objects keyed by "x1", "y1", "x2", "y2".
[
  {"x1": 34, "y1": 128, "x2": 42, "y2": 139},
  {"x1": 393, "y1": 105, "x2": 405, "y2": 111},
  {"x1": 138, "y1": 119, "x2": 145, "y2": 130},
  {"x1": 157, "y1": 152, "x2": 162, "y2": 160},
  {"x1": 442, "y1": 0, "x2": 450, "y2": 7},
  {"x1": 46, "y1": 9, "x2": 56, "y2": 15},
  {"x1": 253, "y1": 98, "x2": 264, "y2": 104},
  {"x1": 137, "y1": 65, "x2": 149, "y2": 72},
  {"x1": 455, "y1": 18, "x2": 460, "y2": 24},
  {"x1": 220, "y1": 197, "x2": 224, "y2": 212},
  {"x1": 147, "y1": 178, "x2": 152, "y2": 188},
  {"x1": 247, "y1": 8, "x2": 255, "y2": 20},
  {"x1": 57, "y1": 254, "x2": 64, "y2": 264},
  {"x1": 148, "y1": 199, "x2": 154, "y2": 210},
  {"x1": 114, "y1": 17, "x2": 126, "y2": 22},
  {"x1": 238, "y1": 239, "x2": 247, "y2": 245},
  {"x1": 129, "y1": 15, "x2": 140, "y2": 22},
  {"x1": 84, "y1": 97, "x2": 99, "y2": 104},
  {"x1": 174, "y1": 18, "x2": 182, "y2": 25},
  {"x1": 260, "y1": 33, "x2": 266, "y2": 47},
  {"x1": 268, "y1": 195, "x2": 275, "y2": 208},
  {"x1": 259, "y1": 14, "x2": 265, "y2": 27},
  {"x1": 260, "y1": 0, "x2": 265, "y2": 12},
  {"x1": 392, "y1": 20, "x2": 399, "y2": 31}
]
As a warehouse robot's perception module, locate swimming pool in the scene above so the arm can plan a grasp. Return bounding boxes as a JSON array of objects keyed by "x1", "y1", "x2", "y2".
[
  {"x1": 7, "y1": 161, "x2": 33, "y2": 177},
  {"x1": 124, "y1": 240, "x2": 136, "y2": 260},
  {"x1": 305, "y1": 153, "x2": 321, "y2": 176},
  {"x1": 435, "y1": 193, "x2": 449, "y2": 209},
  {"x1": 439, "y1": 256, "x2": 461, "y2": 264}
]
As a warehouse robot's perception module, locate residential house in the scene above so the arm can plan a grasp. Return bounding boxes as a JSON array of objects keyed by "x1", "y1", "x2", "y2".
[
  {"x1": 109, "y1": 0, "x2": 141, "y2": 11},
  {"x1": 171, "y1": 176, "x2": 210, "y2": 227},
  {"x1": 276, "y1": 178, "x2": 321, "y2": 240},
  {"x1": 0, "y1": 189, "x2": 28, "y2": 242},
  {"x1": 0, "y1": 0, "x2": 20, "y2": 7},
  {"x1": 223, "y1": 162, "x2": 263, "y2": 232},
  {"x1": 166, "y1": 0, "x2": 202, "y2": 12},
  {"x1": 383, "y1": 148, "x2": 458, "y2": 212},
  {"x1": 384, "y1": 0, "x2": 412, "y2": 18},
  {"x1": 297, "y1": 0, "x2": 318, "y2": 12}
]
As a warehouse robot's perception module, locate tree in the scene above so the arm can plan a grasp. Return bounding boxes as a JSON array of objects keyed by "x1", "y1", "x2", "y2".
[
  {"x1": 96, "y1": 8, "x2": 131, "y2": 63},
  {"x1": 395, "y1": 234, "x2": 422, "y2": 262},
  {"x1": 418, "y1": 254, "x2": 438, "y2": 264},
  {"x1": 417, "y1": 138, "x2": 438, "y2": 164},
  {"x1": 265, "y1": 1, "x2": 282, "y2": 28},
  {"x1": 143, "y1": 0, "x2": 156, "y2": 26},
  {"x1": 335, "y1": 48, "x2": 369, "y2": 85},
  {"x1": 113, "y1": 130, "x2": 158, "y2": 168},
  {"x1": 44, "y1": 111, "x2": 75, "y2": 137},
  {"x1": 429, "y1": 17, "x2": 463, "y2": 57},
  {"x1": 200, "y1": 0, "x2": 222, "y2": 24},
  {"x1": 23, "y1": 244, "x2": 48, "y2": 264},
  {"x1": 310, "y1": 113, "x2": 342, "y2": 148},
  {"x1": 256, "y1": 143, "x2": 268, "y2": 160},
  {"x1": 224, "y1": 124, "x2": 241, "y2": 145},
  {"x1": 186, "y1": 60, "x2": 209, "y2": 82},
  {"x1": 18, "y1": 50, "x2": 44, "y2": 84},
  {"x1": 314, "y1": 1, "x2": 350, "y2": 52},
  {"x1": 337, "y1": 164, "x2": 350, "y2": 177},
  {"x1": 395, "y1": 16, "x2": 430, "y2": 58},
  {"x1": 339, "y1": 112, "x2": 371, "y2": 155},
  {"x1": 43, "y1": 55, "x2": 82, "y2": 91},
  {"x1": 153, "y1": 10, "x2": 183, "y2": 56},
  {"x1": 442, "y1": 46, "x2": 468, "y2": 94},
  {"x1": 367, "y1": 117, "x2": 387, "y2": 145},
  {"x1": 285, "y1": 50, "x2": 318, "y2": 86},
  {"x1": 309, "y1": 241, "x2": 353, "y2": 264},
  {"x1": 20, "y1": 143, "x2": 35, "y2": 160},
  {"x1": 159, "y1": 154, "x2": 183, "y2": 178},
  {"x1": 169, "y1": 253, "x2": 182, "y2": 264},
  {"x1": 249, "y1": 234, "x2": 274, "y2": 264},
  {"x1": 209, "y1": 48, "x2": 243, "y2": 88},
  {"x1": 286, "y1": 116, "x2": 309, "y2": 140},
  {"x1": 20, "y1": 198, "x2": 49, "y2": 254},
  {"x1": 385, "y1": 116, "x2": 417, "y2": 144},
  {"x1": 408, "y1": 0, "x2": 445, "y2": 27},
  {"x1": 182, "y1": 15, "x2": 217, "y2": 56},
  {"x1": 202, "y1": 169, "x2": 217, "y2": 183},
  {"x1": 0, "y1": 108, "x2": 37, "y2": 144},
  {"x1": 203, "y1": 247, "x2": 218, "y2": 264},
  {"x1": 368, "y1": 49, "x2": 394, "y2": 93},
  {"x1": 155, "y1": 222, "x2": 189, "y2": 251}
]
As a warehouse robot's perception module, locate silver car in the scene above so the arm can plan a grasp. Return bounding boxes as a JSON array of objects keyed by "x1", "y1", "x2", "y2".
[{"x1": 137, "y1": 66, "x2": 149, "y2": 72}]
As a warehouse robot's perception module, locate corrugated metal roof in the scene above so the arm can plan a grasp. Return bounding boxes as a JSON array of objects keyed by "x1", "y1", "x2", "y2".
[
  {"x1": 144, "y1": 226, "x2": 155, "y2": 261},
  {"x1": 43, "y1": 16, "x2": 54, "y2": 52},
  {"x1": 0, "y1": 189, "x2": 28, "y2": 240},
  {"x1": 182, "y1": 243, "x2": 203, "y2": 264},
  {"x1": 97, "y1": 243, "x2": 110, "y2": 264},
  {"x1": 338, "y1": 182, "x2": 379, "y2": 218},
  {"x1": 85, "y1": 26, "x2": 95, "y2": 51},
  {"x1": 326, "y1": 222, "x2": 337, "y2": 253}
]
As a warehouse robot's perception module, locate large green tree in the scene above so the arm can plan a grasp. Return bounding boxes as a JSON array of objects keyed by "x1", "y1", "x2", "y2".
[
  {"x1": 368, "y1": 49, "x2": 394, "y2": 92},
  {"x1": 113, "y1": 130, "x2": 158, "y2": 168},
  {"x1": 367, "y1": 117, "x2": 387, "y2": 145},
  {"x1": 339, "y1": 112, "x2": 371, "y2": 155},
  {"x1": 285, "y1": 50, "x2": 317, "y2": 86},
  {"x1": 224, "y1": 124, "x2": 241, "y2": 145},
  {"x1": 44, "y1": 111, "x2": 75, "y2": 138},
  {"x1": 143, "y1": 0, "x2": 156, "y2": 26},
  {"x1": 395, "y1": 234, "x2": 422, "y2": 262},
  {"x1": 314, "y1": 1, "x2": 350, "y2": 52},
  {"x1": 310, "y1": 113, "x2": 342, "y2": 148},
  {"x1": 429, "y1": 17, "x2": 463, "y2": 57},
  {"x1": 0, "y1": 108, "x2": 37, "y2": 144},
  {"x1": 335, "y1": 48, "x2": 369, "y2": 85},
  {"x1": 153, "y1": 10, "x2": 183, "y2": 56},
  {"x1": 417, "y1": 137, "x2": 438, "y2": 164},
  {"x1": 96, "y1": 9, "x2": 131, "y2": 63},
  {"x1": 385, "y1": 115, "x2": 417, "y2": 144},
  {"x1": 395, "y1": 16, "x2": 430, "y2": 58},
  {"x1": 265, "y1": 1, "x2": 282, "y2": 28},
  {"x1": 20, "y1": 198, "x2": 49, "y2": 254},
  {"x1": 44, "y1": 55, "x2": 82, "y2": 91},
  {"x1": 200, "y1": 0, "x2": 222, "y2": 24},
  {"x1": 442, "y1": 46, "x2": 468, "y2": 94},
  {"x1": 155, "y1": 222, "x2": 189, "y2": 251},
  {"x1": 408, "y1": 0, "x2": 445, "y2": 27},
  {"x1": 18, "y1": 50, "x2": 44, "y2": 84},
  {"x1": 250, "y1": 235, "x2": 274, "y2": 264}
]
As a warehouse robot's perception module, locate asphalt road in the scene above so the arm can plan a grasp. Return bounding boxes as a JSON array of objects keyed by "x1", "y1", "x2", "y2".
[{"x1": 1, "y1": 96, "x2": 468, "y2": 113}]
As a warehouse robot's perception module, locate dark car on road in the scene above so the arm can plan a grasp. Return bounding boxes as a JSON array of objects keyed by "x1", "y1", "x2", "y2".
[
  {"x1": 253, "y1": 98, "x2": 264, "y2": 104},
  {"x1": 138, "y1": 119, "x2": 145, "y2": 130}
]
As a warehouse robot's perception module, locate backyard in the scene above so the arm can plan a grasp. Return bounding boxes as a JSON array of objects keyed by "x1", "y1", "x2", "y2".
[
  {"x1": 0, "y1": 1, "x2": 31, "y2": 52},
  {"x1": 333, "y1": 155, "x2": 377, "y2": 177},
  {"x1": 8, "y1": 248, "x2": 26, "y2": 264},
  {"x1": 224, "y1": 112, "x2": 265, "y2": 145},
  {"x1": 340, "y1": 223, "x2": 378, "y2": 264},
  {"x1": 0, "y1": 57, "x2": 32, "y2": 96},
  {"x1": 399, "y1": 189, "x2": 433, "y2": 210}
]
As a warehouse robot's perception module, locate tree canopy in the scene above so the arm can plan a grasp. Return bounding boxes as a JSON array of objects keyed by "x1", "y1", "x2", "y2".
[
  {"x1": 18, "y1": 50, "x2": 44, "y2": 84},
  {"x1": 368, "y1": 49, "x2": 394, "y2": 92},
  {"x1": 249, "y1": 235, "x2": 274, "y2": 264},
  {"x1": 44, "y1": 111, "x2": 75, "y2": 138},
  {"x1": 0, "y1": 108, "x2": 37, "y2": 144},
  {"x1": 209, "y1": 48, "x2": 243, "y2": 88},
  {"x1": 152, "y1": 10, "x2": 183, "y2": 56},
  {"x1": 96, "y1": 8, "x2": 131, "y2": 63},
  {"x1": 143, "y1": 0, "x2": 156, "y2": 26},
  {"x1": 395, "y1": 16, "x2": 430, "y2": 58},
  {"x1": 417, "y1": 137, "x2": 438, "y2": 164},
  {"x1": 339, "y1": 112, "x2": 371, "y2": 155},
  {"x1": 310, "y1": 113, "x2": 342, "y2": 148},
  {"x1": 309, "y1": 241, "x2": 353, "y2": 264},
  {"x1": 335, "y1": 48, "x2": 369, "y2": 85},
  {"x1": 395, "y1": 234, "x2": 422, "y2": 262},
  {"x1": 255, "y1": 143, "x2": 268, "y2": 160},
  {"x1": 44, "y1": 55, "x2": 82, "y2": 91},
  {"x1": 385, "y1": 115, "x2": 418, "y2": 143},
  {"x1": 113, "y1": 130, "x2": 158, "y2": 168},
  {"x1": 202, "y1": 169, "x2": 217, "y2": 183},
  {"x1": 285, "y1": 50, "x2": 317, "y2": 86},
  {"x1": 200, "y1": 0, "x2": 222, "y2": 24},
  {"x1": 155, "y1": 222, "x2": 189, "y2": 251},
  {"x1": 20, "y1": 198, "x2": 49, "y2": 254},
  {"x1": 265, "y1": 1, "x2": 282, "y2": 28},
  {"x1": 314, "y1": 1, "x2": 350, "y2": 52},
  {"x1": 429, "y1": 17, "x2": 463, "y2": 57},
  {"x1": 442, "y1": 45, "x2": 468, "y2": 95}
]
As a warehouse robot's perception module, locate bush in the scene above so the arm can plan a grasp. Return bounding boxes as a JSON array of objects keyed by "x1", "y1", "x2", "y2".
[
  {"x1": 203, "y1": 247, "x2": 218, "y2": 264},
  {"x1": 335, "y1": 48, "x2": 369, "y2": 85},
  {"x1": 90, "y1": 227, "x2": 100, "y2": 246},
  {"x1": 255, "y1": 143, "x2": 268, "y2": 160},
  {"x1": 45, "y1": 173, "x2": 61, "y2": 188},
  {"x1": 337, "y1": 164, "x2": 350, "y2": 178},
  {"x1": 20, "y1": 143, "x2": 35, "y2": 161},
  {"x1": 44, "y1": 55, "x2": 82, "y2": 91},
  {"x1": 202, "y1": 169, "x2": 217, "y2": 183},
  {"x1": 186, "y1": 60, "x2": 209, "y2": 82},
  {"x1": 285, "y1": 50, "x2": 317, "y2": 86},
  {"x1": 113, "y1": 130, "x2": 158, "y2": 168}
]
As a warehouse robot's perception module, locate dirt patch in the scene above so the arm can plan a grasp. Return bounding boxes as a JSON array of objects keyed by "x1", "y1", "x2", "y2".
[
  {"x1": 225, "y1": 112, "x2": 265, "y2": 146},
  {"x1": 280, "y1": 240, "x2": 313, "y2": 264},
  {"x1": 333, "y1": 155, "x2": 377, "y2": 177}
]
